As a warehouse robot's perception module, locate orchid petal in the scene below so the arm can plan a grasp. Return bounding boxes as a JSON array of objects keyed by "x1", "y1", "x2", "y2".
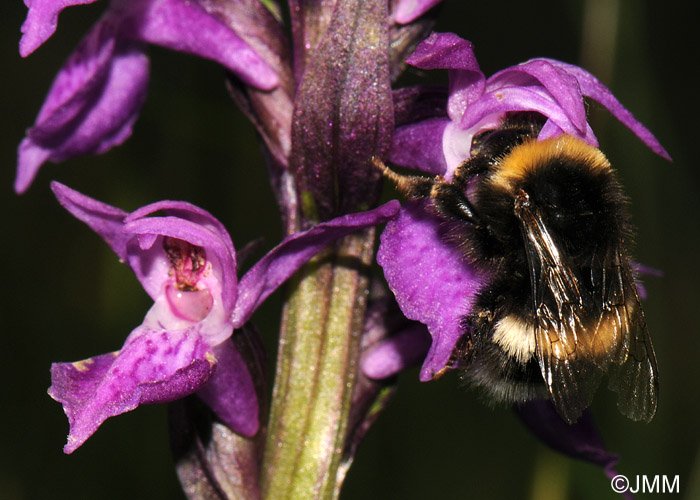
[
  {"x1": 128, "y1": 200, "x2": 236, "y2": 258},
  {"x1": 119, "y1": 0, "x2": 278, "y2": 90},
  {"x1": 16, "y1": 21, "x2": 149, "y2": 193},
  {"x1": 537, "y1": 117, "x2": 598, "y2": 146},
  {"x1": 49, "y1": 325, "x2": 216, "y2": 454},
  {"x1": 196, "y1": 341, "x2": 259, "y2": 437},
  {"x1": 406, "y1": 32, "x2": 485, "y2": 123},
  {"x1": 19, "y1": 0, "x2": 99, "y2": 57},
  {"x1": 488, "y1": 59, "x2": 588, "y2": 134},
  {"x1": 515, "y1": 400, "x2": 633, "y2": 499},
  {"x1": 392, "y1": 0, "x2": 442, "y2": 24},
  {"x1": 537, "y1": 120, "x2": 565, "y2": 141},
  {"x1": 441, "y1": 120, "x2": 477, "y2": 175},
  {"x1": 541, "y1": 59, "x2": 671, "y2": 160},
  {"x1": 361, "y1": 323, "x2": 432, "y2": 379},
  {"x1": 391, "y1": 118, "x2": 449, "y2": 174},
  {"x1": 233, "y1": 200, "x2": 400, "y2": 326},
  {"x1": 377, "y1": 200, "x2": 484, "y2": 381},
  {"x1": 50, "y1": 182, "x2": 129, "y2": 259},
  {"x1": 391, "y1": 86, "x2": 450, "y2": 173},
  {"x1": 461, "y1": 86, "x2": 592, "y2": 142}
]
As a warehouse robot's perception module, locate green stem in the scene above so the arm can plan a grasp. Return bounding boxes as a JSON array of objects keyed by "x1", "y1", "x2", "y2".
[{"x1": 261, "y1": 229, "x2": 375, "y2": 500}]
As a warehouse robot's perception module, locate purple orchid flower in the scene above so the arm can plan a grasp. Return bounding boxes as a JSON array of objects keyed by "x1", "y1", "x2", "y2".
[
  {"x1": 15, "y1": 0, "x2": 279, "y2": 194},
  {"x1": 49, "y1": 182, "x2": 398, "y2": 453},
  {"x1": 363, "y1": 32, "x2": 670, "y2": 492},
  {"x1": 370, "y1": 31, "x2": 671, "y2": 384},
  {"x1": 391, "y1": 32, "x2": 670, "y2": 180}
]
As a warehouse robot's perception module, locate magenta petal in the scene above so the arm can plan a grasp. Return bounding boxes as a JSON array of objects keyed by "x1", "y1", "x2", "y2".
[
  {"x1": 16, "y1": 22, "x2": 149, "y2": 193},
  {"x1": 24, "y1": 19, "x2": 121, "y2": 133},
  {"x1": 516, "y1": 400, "x2": 617, "y2": 468},
  {"x1": 515, "y1": 400, "x2": 633, "y2": 500},
  {"x1": 51, "y1": 182, "x2": 129, "y2": 260},
  {"x1": 405, "y1": 31, "x2": 480, "y2": 73},
  {"x1": 488, "y1": 59, "x2": 587, "y2": 134},
  {"x1": 361, "y1": 323, "x2": 432, "y2": 379},
  {"x1": 537, "y1": 118, "x2": 597, "y2": 145},
  {"x1": 19, "y1": 0, "x2": 99, "y2": 57},
  {"x1": 391, "y1": 118, "x2": 449, "y2": 174},
  {"x1": 377, "y1": 200, "x2": 485, "y2": 381},
  {"x1": 392, "y1": 0, "x2": 442, "y2": 24},
  {"x1": 128, "y1": 200, "x2": 235, "y2": 253},
  {"x1": 196, "y1": 341, "x2": 259, "y2": 437},
  {"x1": 232, "y1": 200, "x2": 400, "y2": 326},
  {"x1": 49, "y1": 326, "x2": 216, "y2": 453},
  {"x1": 121, "y1": 0, "x2": 278, "y2": 90},
  {"x1": 631, "y1": 261, "x2": 662, "y2": 301},
  {"x1": 461, "y1": 86, "x2": 596, "y2": 144},
  {"x1": 541, "y1": 59, "x2": 671, "y2": 161},
  {"x1": 406, "y1": 32, "x2": 485, "y2": 122}
]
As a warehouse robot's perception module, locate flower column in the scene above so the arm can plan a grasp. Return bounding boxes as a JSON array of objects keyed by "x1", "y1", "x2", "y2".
[{"x1": 261, "y1": 1, "x2": 393, "y2": 498}]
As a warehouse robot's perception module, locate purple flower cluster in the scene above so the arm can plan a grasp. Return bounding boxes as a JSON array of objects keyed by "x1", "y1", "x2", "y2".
[{"x1": 16, "y1": 1, "x2": 669, "y2": 497}]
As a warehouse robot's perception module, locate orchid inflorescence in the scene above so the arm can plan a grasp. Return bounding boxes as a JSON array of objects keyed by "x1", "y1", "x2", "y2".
[{"x1": 16, "y1": 1, "x2": 669, "y2": 498}]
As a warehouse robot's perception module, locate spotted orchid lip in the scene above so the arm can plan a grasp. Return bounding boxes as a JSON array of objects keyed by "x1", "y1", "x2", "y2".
[{"x1": 376, "y1": 199, "x2": 486, "y2": 382}]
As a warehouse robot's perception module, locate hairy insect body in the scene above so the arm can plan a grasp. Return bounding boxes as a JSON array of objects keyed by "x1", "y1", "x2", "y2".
[{"x1": 378, "y1": 117, "x2": 658, "y2": 424}]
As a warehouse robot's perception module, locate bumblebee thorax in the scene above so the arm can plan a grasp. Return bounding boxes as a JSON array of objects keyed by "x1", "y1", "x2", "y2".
[{"x1": 472, "y1": 134, "x2": 628, "y2": 262}]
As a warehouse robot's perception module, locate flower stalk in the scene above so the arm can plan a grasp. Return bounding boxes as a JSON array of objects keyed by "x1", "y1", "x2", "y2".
[{"x1": 262, "y1": 228, "x2": 375, "y2": 499}]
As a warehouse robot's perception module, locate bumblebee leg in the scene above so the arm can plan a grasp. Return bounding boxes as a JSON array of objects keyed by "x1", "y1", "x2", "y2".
[
  {"x1": 429, "y1": 182, "x2": 482, "y2": 226},
  {"x1": 452, "y1": 156, "x2": 491, "y2": 192},
  {"x1": 372, "y1": 157, "x2": 483, "y2": 227}
]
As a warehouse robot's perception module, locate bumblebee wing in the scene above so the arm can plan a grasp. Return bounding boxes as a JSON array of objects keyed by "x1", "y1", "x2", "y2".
[
  {"x1": 517, "y1": 201, "x2": 604, "y2": 424},
  {"x1": 598, "y1": 245, "x2": 659, "y2": 422}
]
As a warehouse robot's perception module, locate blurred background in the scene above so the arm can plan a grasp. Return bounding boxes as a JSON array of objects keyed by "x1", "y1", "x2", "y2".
[{"x1": 1, "y1": 1, "x2": 697, "y2": 499}]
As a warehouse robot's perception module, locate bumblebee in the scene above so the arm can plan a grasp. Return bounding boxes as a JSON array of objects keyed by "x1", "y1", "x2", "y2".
[{"x1": 376, "y1": 114, "x2": 658, "y2": 424}]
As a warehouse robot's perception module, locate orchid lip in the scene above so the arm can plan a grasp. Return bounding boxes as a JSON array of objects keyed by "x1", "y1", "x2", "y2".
[{"x1": 165, "y1": 284, "x2": 214, "y2": 322}]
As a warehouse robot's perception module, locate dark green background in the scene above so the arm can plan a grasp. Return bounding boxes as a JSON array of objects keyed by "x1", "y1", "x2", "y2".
[{"x1": 2, "y1": 1, "x2": 698, "y2": 499}]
